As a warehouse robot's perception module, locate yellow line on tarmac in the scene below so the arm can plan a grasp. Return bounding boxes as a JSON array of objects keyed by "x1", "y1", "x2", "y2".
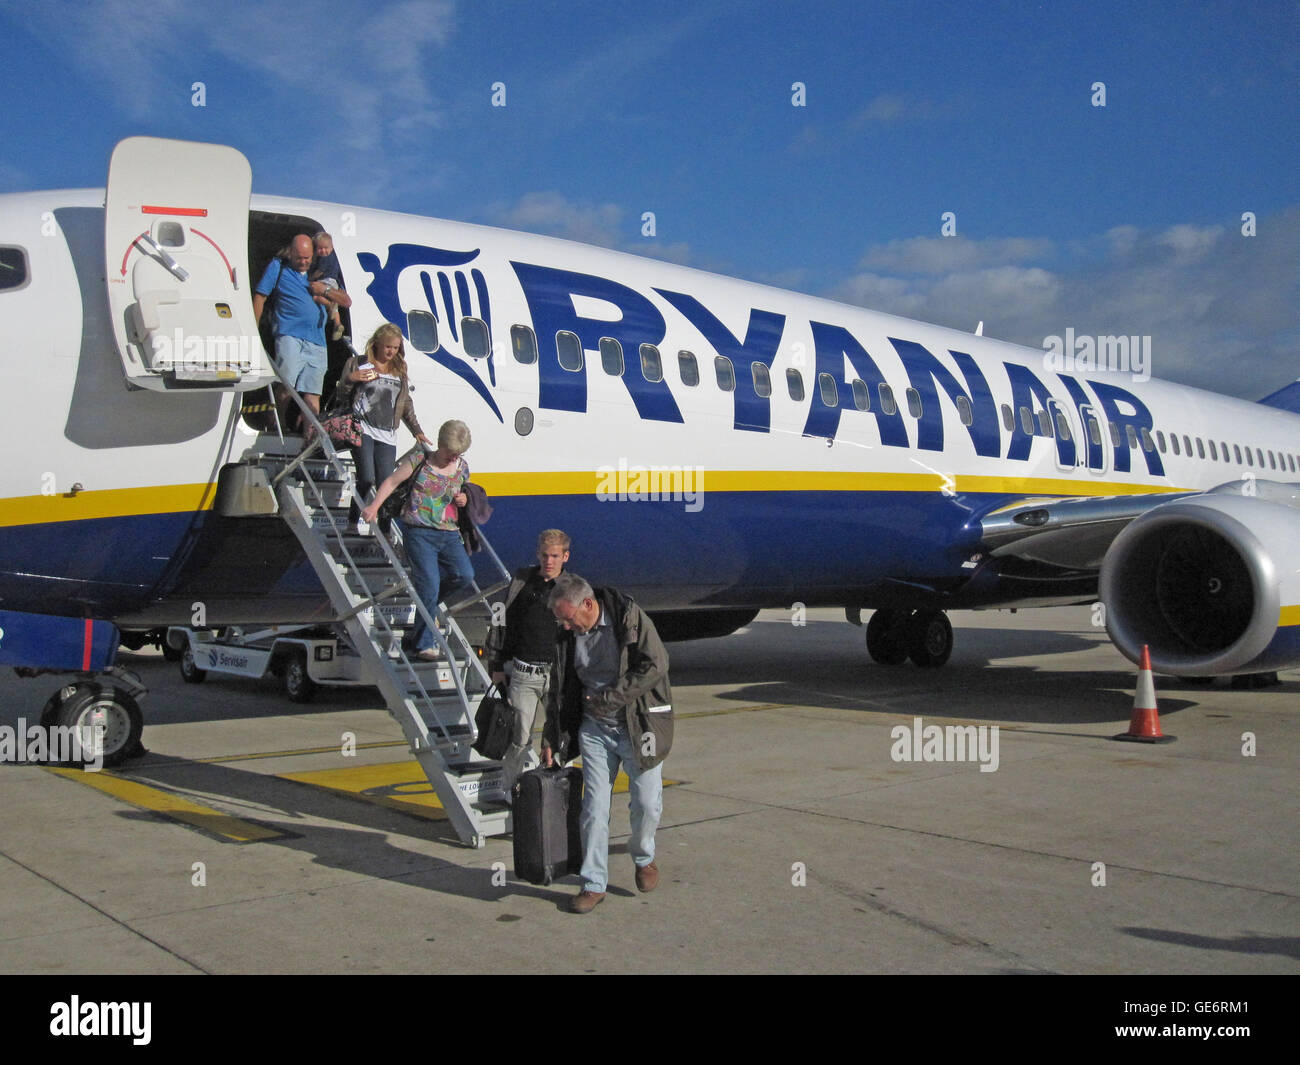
[
  {"x1": 46, "y1": 767, "x2": 286, "y2": 843},
  {"x1": 280, "y1": 760, "x2": 670, "y2": 820}
]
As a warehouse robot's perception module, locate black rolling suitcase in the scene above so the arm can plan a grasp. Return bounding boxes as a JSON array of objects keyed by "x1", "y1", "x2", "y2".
[{"x1": 512, "y1": 765, "x2": 583, "y2": 885}]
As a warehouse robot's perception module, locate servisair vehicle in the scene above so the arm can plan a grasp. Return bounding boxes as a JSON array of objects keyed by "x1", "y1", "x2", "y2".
[{"x1": 2, "y1": 138, "x2": 1297, "y2": 762}]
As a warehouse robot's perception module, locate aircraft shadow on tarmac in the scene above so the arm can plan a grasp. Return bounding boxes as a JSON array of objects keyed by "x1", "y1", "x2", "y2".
[
  {"x1": 104, "y1": 755, "x2": 584, "y2": 908},
  {"x1": 667, "y1": 623, "x2": 1202, "y2": 726},
  {"x1": 1121, "y1": 927, "x2": 1300, "y2": 961}
]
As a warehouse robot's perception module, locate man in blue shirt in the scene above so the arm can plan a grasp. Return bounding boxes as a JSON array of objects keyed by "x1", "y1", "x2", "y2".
[{"x1": 253, "y1": 233, "x2": 351, "y2": 427}]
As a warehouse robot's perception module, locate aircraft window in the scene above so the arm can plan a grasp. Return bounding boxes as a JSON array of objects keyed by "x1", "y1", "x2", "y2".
[
  {"x1": 1037, "y1": 410, "x2": 1055, "y2": 437},
  {"x1": 1019, "y1": 407, "x2": 1034, "y2": 435},
  {"x1": 1056, "y1": 413, "x2": 1072, "y2": 440},
  {"x1": 407, "y1": 310, "x2": 439, "y2": 353},
  {"x1": 1195, "y1": 437, "x2": 1205, "y2": 459},
  {"x1": 0, "y1": 246, "x2": 30, "y2": 293},
  {"x1": 956, "y1": 395, "x2": 973, "y2": 426},
  {"x1": 557, "y1": 330, "x2": 584, "y2": 372},
  {"x1": 1256, "y1": 447, "x2": 1265, "y2": 467},
  {"x1": 461, "y1": 316, "x2": 491, "y2": 358},
  {"x1": 1141, "y1": 428, "x2": 1154, "y2": 452},
  {"x1": 787, "y1": 368, "x2": 805, "y2": 402},
  {"x1": 1182, "y1": 434, "x2": 1192, "y2": 455},
  {"x1": 752, "y1": 362, "x2": 772, "y2": 398},
  {"x1": 1110, "y1": 423, "x2": 1123, "y2": 447},
  {"x1": 639, "y1": 344, "x2": 663, "y2": 383},
  {"x1": 1208, "y1": 439, "x2": 1217, "y2": 461},
  {"x1": 819, "y1": 373, "x2": 839, "y2": 407},
  {"x1": 1126, "y1": 425, "x2": 1139, "y2": 449},
  {"x1": 1289, "y1": 454, "x2": 1296, "y2": 473},
  {"x1": 878, "y1": 383, "x2": 897, "y2": 415},
  {"x1": 1233, "y1": 444, "x2": 1242, "y2": 464},
  {"x1": 715, "y1": 356, "x2": 736, "y2": 392},
  {"x1": 1268, "y1": 450, "x2": 1277, "y2": 470},
  {"x1": 1087, "y1": 417, "x2": 1102, "y2": 446},
  {"x1": 1000, "y1": 403, "x2": 1014, "y2": 432},
  {"x1": 599, "y1": 337, "x2": 624, "y2": 376},
  {"x1": 1221, "y1": 441, "x2": 1229, "y2": 462},
  {"x1": 1156, "y1": 430, "x2": 1166, "y2": 452},
  {"x1": 1171, "y1": 434, "x2": 1180, "y2": 456},
  {"x1": 905, "y1": 387, "x2": 922, "y2": 418},
  {"x1": 511, "y1": 324, "x2": 538, "y2": 364},
  {"x1": 852, "y1": 379, "x2": 871, "y2": 411},
  {"x1": 678, "y1": 351, "x2": 699, "y2": 387}
]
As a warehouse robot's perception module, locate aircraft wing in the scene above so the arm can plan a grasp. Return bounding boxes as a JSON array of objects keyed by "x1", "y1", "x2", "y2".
[{"x1": 975, "y1": 490, "x2": 1200, "y2": 570}]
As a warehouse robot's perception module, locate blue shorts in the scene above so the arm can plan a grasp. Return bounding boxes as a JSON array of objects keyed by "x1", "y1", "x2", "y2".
[{"x1": 275, "y1": 335, "x2": 327, "y2": 396}]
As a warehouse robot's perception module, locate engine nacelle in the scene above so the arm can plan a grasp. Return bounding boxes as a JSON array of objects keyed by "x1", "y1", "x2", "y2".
[{"x1": 1099, "y1": 488, "x2": 1300, "y2": 676}]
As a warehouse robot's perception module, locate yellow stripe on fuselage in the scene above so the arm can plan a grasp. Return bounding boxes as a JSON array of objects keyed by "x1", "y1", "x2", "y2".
[
  {"x1": 473, "y1": 470, "x2": 1178, "y2": 498},
  {"x1": 1280, "y1": 605, "x2": 1300, "y2": 628},
  {"x1": 0, "y1": 484, "x2": 215, "y2": 528},
  {"x1": 0, "y1": 472, "x2": 1178, "y2": 527}
]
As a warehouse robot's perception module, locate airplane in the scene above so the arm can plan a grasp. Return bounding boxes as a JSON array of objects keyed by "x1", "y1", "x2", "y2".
[{"x1": 1, "y1": 136, "x2": 1297, "y2": 766}]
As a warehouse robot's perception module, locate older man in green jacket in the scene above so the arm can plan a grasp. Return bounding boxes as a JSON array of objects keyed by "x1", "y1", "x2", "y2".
[{"x1": 542, "y1": 573, "x2": 673, "y2": 914}]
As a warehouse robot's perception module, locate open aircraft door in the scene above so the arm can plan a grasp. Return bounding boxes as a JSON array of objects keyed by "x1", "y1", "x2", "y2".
[{"x1": 104, "y1": 136, "x2": 270, "y2": 391}]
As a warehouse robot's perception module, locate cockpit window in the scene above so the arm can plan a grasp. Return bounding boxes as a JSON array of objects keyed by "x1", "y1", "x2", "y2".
[{"x1": 0, "y1": 246, "x2": 29, "y2": 292}]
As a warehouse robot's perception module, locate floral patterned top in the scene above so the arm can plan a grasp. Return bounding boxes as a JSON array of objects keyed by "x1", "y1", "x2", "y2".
[{"x1": 399, "y1": 449, "x2": 469, "y2": 530}]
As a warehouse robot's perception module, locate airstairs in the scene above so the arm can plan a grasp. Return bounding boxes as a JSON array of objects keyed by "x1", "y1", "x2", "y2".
[{"x1": 244, "y1": 387, "x2": 514, "y2": 848}]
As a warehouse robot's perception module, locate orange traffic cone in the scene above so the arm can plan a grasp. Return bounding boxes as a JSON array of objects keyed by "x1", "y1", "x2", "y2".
[{"x1": 1114, "y1": 645, "x2": 1176, "y2": 743}]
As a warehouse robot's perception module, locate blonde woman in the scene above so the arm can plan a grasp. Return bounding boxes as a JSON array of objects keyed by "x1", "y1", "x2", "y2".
[{"x1": 335, "y1": 322, "x2": 430, "y2": 532}]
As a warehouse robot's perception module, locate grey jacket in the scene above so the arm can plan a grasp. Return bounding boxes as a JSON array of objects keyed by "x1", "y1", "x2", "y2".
[
  {"x1": 544, "y1": 586, "x2": 674, "y2": 770},
  {"x1": 334, "y1": 355, "x2": 425, "y2": 440}
]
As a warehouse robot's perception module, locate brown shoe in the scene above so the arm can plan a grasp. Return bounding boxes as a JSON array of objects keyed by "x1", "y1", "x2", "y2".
[
  {"x1": 570, "y1": 890, "x2": 605, "y2": 914},
  {"x1": 635, "y1": 861, "x2": 659, "y2": 893}
]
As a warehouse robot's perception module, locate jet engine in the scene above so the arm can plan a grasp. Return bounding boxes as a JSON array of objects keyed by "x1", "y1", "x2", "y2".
[{"x1": 1099, "y1": 486, "x2": 1300, "y2": 676}]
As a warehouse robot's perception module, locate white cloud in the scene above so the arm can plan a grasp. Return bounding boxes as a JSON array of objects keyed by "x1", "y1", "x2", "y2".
[
  {"x1": 830, "y1": 210, "x2": 1300, "y2": 398},
  {"x1": 5, "y1": 1, "x2": 454, "y2": 177},
  {"x1": 859, "y1": 235, "x2": 1055, "y2": 275},
  {"x1": 486, "y1": 191, "x2": 625, "y2": 248}
]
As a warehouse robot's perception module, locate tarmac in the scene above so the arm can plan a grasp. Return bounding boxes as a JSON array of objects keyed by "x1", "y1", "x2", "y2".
[{"x1": 1, "y1": 605, "x2": 1296, "y2": 976}]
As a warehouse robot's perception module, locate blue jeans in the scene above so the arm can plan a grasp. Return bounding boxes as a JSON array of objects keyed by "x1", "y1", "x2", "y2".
[
  {"x1": 350, "y1": 435, "x2": 396, "y2": 531},
  {"x1": 577, "y1": 713, "x2": 663, "y2": 894},
  {"x1": 401, "y1": 524, "x2": 474, "y2": 652}
]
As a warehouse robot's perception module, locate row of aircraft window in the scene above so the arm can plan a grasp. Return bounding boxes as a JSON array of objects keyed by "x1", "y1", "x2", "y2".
[{"x1": 486, "y1": 315, "x2": 1300, "y2": 475}]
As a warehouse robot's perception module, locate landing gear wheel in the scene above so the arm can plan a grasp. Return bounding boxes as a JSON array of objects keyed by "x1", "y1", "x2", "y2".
[
  {"x1": 865, "y1": 609, "x2": 909, "y2": 665},
  {"x1": 179, "y1": 647, "x2": 207, "y2": 684},
  {"x1": 283, "y1": 652, "x2": 317, "y2": 703},
  {"x1": 906, "y1": 610, "x2": 953, "y2": 668},
  {"x1": 41, "y1": 683, "x2": 144, "y2": 768}
]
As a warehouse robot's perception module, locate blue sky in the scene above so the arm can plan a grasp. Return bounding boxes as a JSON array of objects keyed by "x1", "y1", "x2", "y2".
[{"x1": 2, "y1": 0, "x2": 1297, "y2": 397}]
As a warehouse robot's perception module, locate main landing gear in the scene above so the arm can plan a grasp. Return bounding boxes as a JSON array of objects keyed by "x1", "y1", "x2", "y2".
[{"x1": 864, "y1": 608, "x2": 953, "y2": 668}]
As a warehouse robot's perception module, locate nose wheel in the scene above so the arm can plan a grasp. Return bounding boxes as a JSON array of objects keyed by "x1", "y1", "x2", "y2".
[
  {"x1": 865, "y1": 608, "x2": 953, "y2": 667},
  {"x1": 39, "y1": 681, "x2": 145, "y2": 768}
]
